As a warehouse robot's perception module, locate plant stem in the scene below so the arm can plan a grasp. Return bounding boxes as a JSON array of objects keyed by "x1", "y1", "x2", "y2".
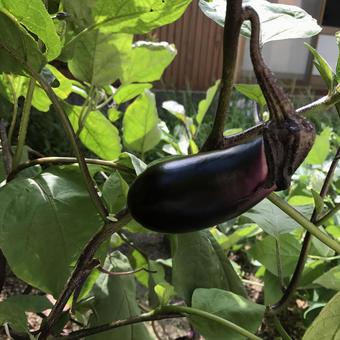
[
  {"x1": 58, "y1": 305, "x2": 262, "y2": 340},
  {"x1": 316, "y1": 202, "x2": 340, "y2": 226},
  {"x1": 12, "y1": 78, "x2": 35, "y2": 168},
  {"x1": 202, "y1": 0, "x2": 243, "y2": 151},
  {"x1": 267, "y1": 193, "x2": 340, "y2": 254},
  {"x1": 272, "y1": 315, "x2": 292, "y2": 340},
  {"x1": 7, "y1": 156, "x2": 135, "y2": 181},
  {"x1": 269, "y1": 147, "x2": 340, "y2": 313},
  {"x1": 5, "y1": 74, "x2": 19, "y2": 146},
  {"x1": 77, "y1": 86, "x2": 95, "y2": 136},
  {"x1": 38, "y1": 210, "x2": 131, "y2": 339}
]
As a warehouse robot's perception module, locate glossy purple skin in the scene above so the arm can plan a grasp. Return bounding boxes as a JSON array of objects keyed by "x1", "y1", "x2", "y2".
[{"x1": 127, "y1": 138, "x2": 275, "y2": 233}]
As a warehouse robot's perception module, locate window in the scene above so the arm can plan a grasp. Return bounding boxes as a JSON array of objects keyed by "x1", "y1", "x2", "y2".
[{"x1": 322, "y1": 0, "x2": 340, "y2": 28}]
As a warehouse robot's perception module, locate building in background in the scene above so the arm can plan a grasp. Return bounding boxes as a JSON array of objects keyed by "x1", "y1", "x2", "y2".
[{"x1": 154, "y1": 0, "x2": 340, "y2": 91}]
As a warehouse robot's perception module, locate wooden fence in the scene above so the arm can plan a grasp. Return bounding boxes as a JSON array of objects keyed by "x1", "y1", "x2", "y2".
[{"x1": 153, "y1": 0, "x2": 225, "y2": 91}]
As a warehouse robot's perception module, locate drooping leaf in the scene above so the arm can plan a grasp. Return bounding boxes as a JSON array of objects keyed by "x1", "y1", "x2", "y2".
[
  {"x1": 0, "y1": 295, "x2": 52, "y2": 333},
  {"x1": 303, "y1": 291, "x2": 340, "y2": 340},
  {"x1": 67, "y1": 104, "x2": 122, "y2": 160},
  {"x1": 305, "y1": 128, "x2": 332, "y2": 165},
  {"x1": 234, "y1": 83, "x2": 266, "y2": 108},
  {"x1": 305, "y1": 43, "x2": 335, "y2": 91},
  {"x1": 68, "y1": 31, "x2": 133, "y2": 86},
  {"x1": 244, "y1": 199, "x2": 312, "y2": 238},
  {"x1": 87, "y1": 251, "x2": 152, "y2": 340},
  {"x1": 172, "y1": 230, "x2": 246, "y2": 305},
  {"x1": 199, "y1": 0, "x2": 321, "y2": 44},
  {"x1": 1, "y1": 0, "x2": 61, "y2": 60},
  {"x1": 121, "y1": 41, "x2": 177, "y2": 84},
  {"x1": 114, "y1": 83, "x2": 152, "y2": 105},
  {"x1": 249, "y1": 234, "x2": 301, "y2": 277},
  {"x1": 0, "y1": 10, "x2": 46, "y2": 74},
  {"x1": 196, "y1": 79, "x2": 220, "y2": 125},
  {"x1": 123, "y1": 90, "x2": 161, "y2": 153},
  {"x1": 191, "y1": 288, "x2": 265, "y2": 340},
  {"x1": 0, "y1": 166, "x2": 102, "y2": 295}
]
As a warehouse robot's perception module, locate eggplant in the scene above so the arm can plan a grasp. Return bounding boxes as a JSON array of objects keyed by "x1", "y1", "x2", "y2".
[{"x1": 127, "y1": 137, "x2": 275, "y2": 233}]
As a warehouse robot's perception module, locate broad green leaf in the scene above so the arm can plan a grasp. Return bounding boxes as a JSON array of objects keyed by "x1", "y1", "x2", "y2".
[
  {"x1": 199, "y1": 0, "x2": 321, "y2": 44},
  {"x1": 117, "y1": 153, "x2": 147, "y2": 176},
  {"x1": 314, "y1": 265, "x2": 340, "y2": 291},
  {"x1": 1, "y1": 0, "x2": 61, "y2": 60},
  {"x1": 67, "y1": 104, "x2": 121, "y2": 160},
  {"x1": 0, "y1": 166, "x2": 102, "y2": 295},
  {"x1": 305, "y1": 128, "x2": 331, "y2": 165},
  {"x1": 191, "y1": 288, "x2": 265, "y2": 340},
  {"x1": 63, "y1": 0, "x2": 192, "y2": 35},
  {"x1": 244, "y1": 199, "x2": 310, "y2": 238},
  {"x1": 264, "y1": 270, "x2": 282, "y2": 305},
  {"x1": 249, "y1": 234, "x2": 301, "y2": 277},
  {"x1": 303, "y1": 291, "x2": 340, "y2": 340},
  {"x1": 88, "y1": 251, "x2": 152, "y2": 340},
  {"x1": 102, "y1": 171, "x2": 129, "y2": 214},
  {"x1": 196, "y1": 79, "x2": 221, "y2": 125},
  {"x1": 121, "y1": 41, "x2": 177, "y2": 84},
  {"x1": 162, "y1": 100, "x2": 186, "y2": 122},
  {"x1": 123, "y1": 90, "x2": 161, "y2": 153},
  {"x1": 114, "y1": 83, "x2": 152, "y2": 104},
  {"x1": 172, "y1": 230, "x2": 246, "y2": 305},
  {"x1": 305, "y1": 43, "x2": 335, "y2": 91},
  {"x1": 234, "y1": 84, "x2": 266, "y2": 108},
  {"x1": 0, "y1": 10, "x2": 46, "y2": 74},
  {"x1": 300, "y1": 260, "x2": 329, "y2": 289},
  {"x1": 0, "y1": 295, "x2": 52, "y2": 333},
  {"x1": 68, "y1": 31, "x2": 132, "y2": 86}
]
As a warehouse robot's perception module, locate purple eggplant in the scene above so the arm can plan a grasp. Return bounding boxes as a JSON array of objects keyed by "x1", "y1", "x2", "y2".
[{"x1": 127, "y1": 137, "x2": 275, "y2": 233}]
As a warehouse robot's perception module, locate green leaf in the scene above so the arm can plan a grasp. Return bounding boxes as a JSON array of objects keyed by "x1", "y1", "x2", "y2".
[
  {"x1": 199, "y1": 0, "x2": 321, "y2": 44},
  {"x1": 311, "y1": 190, "x2": 324, "y2": 216},
  {"x1": 172, "y1": 230, "x2": 246, "y2": 305},
  {"x1": 114, "y1": 83, "x2": 152, "y2": 105},
  {"x1": 102, "y1": 171, "x2": 129, "y2": 214},
  {"x1": 314, "y1": 265, "x2": 340, "y2": 291},
  {"x1": 305, "y1": 43, "x2": 335, "y2": 90},
  {"x1": 249, "y1": 234, "x2": 301, "y2": 277},
  {"x1": 121, "y1": 41, "x2": 177, "y2": 84},
  {"x1": 196, "y1": 79, "x2": 220, "y2": 125},
  {"x1": 117, "y1": 153, "x2": 147, "y2": 176},
  {"x1": 0, "y1": 10, "x2": 46, "y2": 74},
  {"x1": 191, "y1": 288, "x2": 265, "y2": 340},
  {"x1": 244, "y1": 199, "x2": 310, "y2": 238},
  {"x1": 305, "y1": 128, "x2": 332, "y2": 165},
  {"x1": 234, "y1": 84, "x2": 266, "y2": 108},
  {"x1": 123, "y1": 90, "x2": 161, "y2": 153},
  {"x1": 88, "y1": 251, "x2": 152, "y2": 340},
  {"x1": 68, "y1": 31, "x2": 133, "y2": 86},
  {"x1": 0, "y1": 295, "x2": 52, "y2": 333},
  {"x1": 288, "y1": 195, "x2": 314, "y2": 206},
  {"x1": 63, "y1": 0, "x2": 192, "y2": 35},
  {"x1": 1, "y1": 0, "x2": 61, "y2": 60},
  {"x1": 264, "y1": 270, "x2": 283, "y2": 305},
  {"x1": 154, "y1": 282, "x2": 175, "y2": 306},
  {"x1": 67, "y1": 104, "x2": 122, "y2": 160},
  {"x1": 303, "y1": 291, "x2": 340, "y2": 340},
  {"x1": 108, "y1": 107, "x2": 122, "y2": 122},
  {"x1": 0, "y1": 166, "x2": 102, "y2": 296}
]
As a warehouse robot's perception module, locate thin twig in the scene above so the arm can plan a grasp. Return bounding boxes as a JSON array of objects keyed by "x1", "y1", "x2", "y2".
[
  {"x1": 316, "y1": 202, "x2": 340, "y2": 226},
  {"x1": 269, "y1": 147, "x2": 340, "y2": 313},
  {"x1": 0, "y1": 119, "x2": 12, "y2": 174},
  {"x1": 8, "y1": 156, "x2": 135, "y2": 181},
  {"x1": 38, "y1": 210, "x2": 131, "y2": 339},
  {"x1": 97, "y1": 266, "x2": 157, "y2": 276},
  {"x1": 202, "y1": 0, "x2": 243, "y2": 151}
]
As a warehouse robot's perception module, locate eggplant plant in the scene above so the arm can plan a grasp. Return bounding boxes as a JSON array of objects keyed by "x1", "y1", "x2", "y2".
[{"x1": 0, "y1": 0, "x2": 339, "y2": 340}]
